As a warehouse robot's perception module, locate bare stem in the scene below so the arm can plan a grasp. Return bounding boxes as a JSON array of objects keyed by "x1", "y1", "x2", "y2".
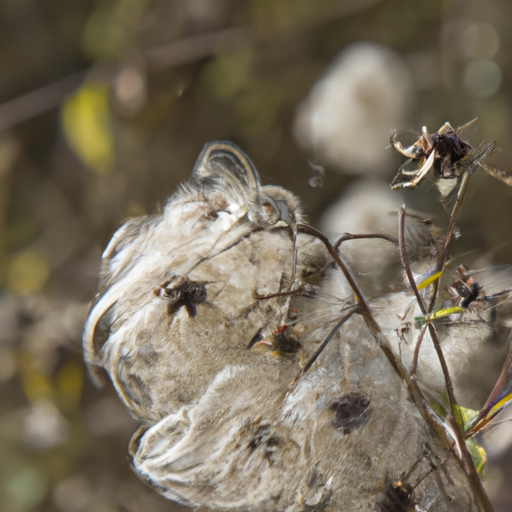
[
  {"x1": 411, "y1": 323, "x2": 428, "y2": 375},
  {"x1": 293, "y1": 306, "x2": 358, "y2": 381},
  {"x1": 297, "y1": 224, "x2": 380, "y2": 335},
  {"x1": 398, "y1": 207, "x2": 460, "y2": 423},
  {"x1": 298, "y1": 221, "x2": 494, "y2": 512},
  {"x1": 398, "y1": 207, "x2": 427, "y2": 316},
  {"x1": 428, "y1": 170, "x2": 471, "y2": 312},
  {"x1": 333, "y1": 232, "x2": 398, "y2": 252}
]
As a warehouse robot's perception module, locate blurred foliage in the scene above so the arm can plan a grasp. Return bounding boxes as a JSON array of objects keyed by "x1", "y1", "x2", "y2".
[
  {"x1": 62, "y1": 84, "x2": 115, "y2": 174},
  {"x1": 2, "y1": 0, "x2": 512, "y2": 511}
]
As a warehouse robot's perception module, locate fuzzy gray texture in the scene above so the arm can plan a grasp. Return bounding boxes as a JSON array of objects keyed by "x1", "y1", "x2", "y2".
[{"x1": 83, "y1": 141, "x2": 496, "y2": 511}]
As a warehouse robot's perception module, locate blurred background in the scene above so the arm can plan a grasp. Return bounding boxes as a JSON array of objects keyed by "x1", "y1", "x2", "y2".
[{"x1": 1, "y1": 0, "x2": 512, "y2": 511}]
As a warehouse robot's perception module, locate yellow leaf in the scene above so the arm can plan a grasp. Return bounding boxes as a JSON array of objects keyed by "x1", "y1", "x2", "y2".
[
  {"x1": 429, "y1": 306, "x2": 464, "y2": 320},
  {"x1": 417, "y1": 271, "x2": 442, "y2": 290},
  {"x1": 62, "y1": 83, "x2": 115, "y2": 174}
]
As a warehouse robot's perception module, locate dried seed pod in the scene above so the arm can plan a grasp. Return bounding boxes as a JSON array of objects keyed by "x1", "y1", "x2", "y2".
[
  {"x1": 83, "y1": 141, "x2": 496, "y2": 512},
  {"x1": 82, "y1": 141, "x2": 325, "y2": 423},
  {"x1": 391, "y1": 121, "x2": 498, "y2": 195}
]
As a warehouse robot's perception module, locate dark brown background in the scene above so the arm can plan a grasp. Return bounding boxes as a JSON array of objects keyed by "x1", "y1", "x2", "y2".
[{"x1": 1, "y1": 1, "x2": 512, "y2": 511}]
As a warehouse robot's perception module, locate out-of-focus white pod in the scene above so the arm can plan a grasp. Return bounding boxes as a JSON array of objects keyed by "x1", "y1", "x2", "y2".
[{"x1": 294, "y1": 42, "x2": 414, "y2": 174}]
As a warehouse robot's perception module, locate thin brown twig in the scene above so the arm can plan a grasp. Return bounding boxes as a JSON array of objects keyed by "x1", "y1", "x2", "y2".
[
  {"x1": 0, "y1": 27, "x2": 254, "y2": 131},
  {"x1": 147, "y1": 26, "x2": 254, "y2": 71},
  {"x1": 298, "y1": 223, "x2": 439, "y2": 411},
  {"x1": 398, "y1": 207, "x2": 427, "y2": 316},
  {"x1": 390, "y1": 130, "x2": 495, "y2": 509},
  {"x1": 0, "y1": 70, "x2": 88, "y2": 131},
  {"x1": 425, "y1": 322, "x2": 461, "y2": 424},
  {"x1": 411, "y1": 323, "x2": 428, "y2": 375},
  {"x1": 292, "y1": 306, "x2": 358, "y2": 383},
  {"x1": 297, "y1": 224, "x2": 380, "y2": 333},
  {"x1": 428, "y1": 170, "x2": 471, "y2": 313},
  {"x1": 465, "y1": 341, "x2": 512, "y2": 438},
  {"x1": 333, "y1": 232, "x2": 398, "y2": 252},
  {"x1": 298, "y1": 221, "x2": 494, "y2": 511},
  {"x1": 398, "y1": 207, "x2": 459, "y2": 416},
  {"x1": 254, "y1": 286, "x2": 304, "y2": 300},
  {"x1": 397, "y1": 207, "x2": 484, "y2": 491},
  {"x1": 396, "y1": 207, "x2": 430, "y2": 377}
]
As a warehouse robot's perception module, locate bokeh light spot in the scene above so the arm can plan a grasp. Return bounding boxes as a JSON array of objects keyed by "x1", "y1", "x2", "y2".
[
  {"x1": 7, "y1": 251, "x2": 49, "y2": 295},
  {"x1": 463, "y1": 59, "x2": 502, "y2": 98},
  {"x1": 462, "y1": 22, "x2": 500, "y2": 60}
]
